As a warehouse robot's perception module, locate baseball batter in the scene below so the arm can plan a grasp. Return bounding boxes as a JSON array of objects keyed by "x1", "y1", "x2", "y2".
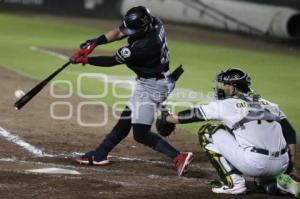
[
  {"x1": 71, "y1": 6, "x2": 193, "y2": 176},
  {"x1": 157, "y1": 68, "x2": 299, "y2": 196}
]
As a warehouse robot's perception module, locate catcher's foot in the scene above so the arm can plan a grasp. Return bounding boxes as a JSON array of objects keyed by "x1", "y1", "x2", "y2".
[
  {"x1": 277, "y1": 174, "x2": 300, "y2": 198},
  {"x1": 211, "y1": 180, "x2": 247, "y2": 195},
  {"x1": 76, "y1": 155, "x2": 109, "y2": 166},
  {"x1": 174, "y1": 152, "x2": 193, "y2": 176}
]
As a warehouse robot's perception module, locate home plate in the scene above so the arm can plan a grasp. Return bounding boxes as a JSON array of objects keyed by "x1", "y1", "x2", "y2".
[{"x1": 26, "y1": 167, "x2": 80, "y2": 175}]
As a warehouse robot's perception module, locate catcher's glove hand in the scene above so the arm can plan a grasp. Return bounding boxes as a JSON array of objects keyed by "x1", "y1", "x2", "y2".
[{"x1": 156, "y1": 106, "x2": 176, "y2": 137}]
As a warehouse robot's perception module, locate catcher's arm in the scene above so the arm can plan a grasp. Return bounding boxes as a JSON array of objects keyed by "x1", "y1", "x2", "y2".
[
  {"x1": 156, "y1": 107, "x2": 206, "y2": 137},
  {"x1": 166, "y1": 108, "x2": 206, "y2": 124}
]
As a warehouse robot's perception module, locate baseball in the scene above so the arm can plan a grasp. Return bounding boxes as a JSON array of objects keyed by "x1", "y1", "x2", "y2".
[{"x1": 14, "y1": 89, "x2": 25, "y2": 99}]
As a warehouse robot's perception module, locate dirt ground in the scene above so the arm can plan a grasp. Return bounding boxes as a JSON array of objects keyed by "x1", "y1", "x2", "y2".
[{"x1": 1, "y1": 13, "x2": 300, "y2": 199}]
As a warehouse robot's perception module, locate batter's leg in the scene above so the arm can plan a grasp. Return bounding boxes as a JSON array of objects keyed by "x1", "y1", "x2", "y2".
[
  {"x1": 93, "y1": 106, "x2": 132, "y2": 161},
  {"x1": 79, "y1": 106, "x2": 132, "y2": 163},
  {"x1": 132, "y1": 123, "x2": 179, "y2": 158},
  {"x1": 129, "y1": 79, "x2": 193, "y2": 176},
  {"x1": 132, "y1": 123, "x2": 193, "y2": 176}
]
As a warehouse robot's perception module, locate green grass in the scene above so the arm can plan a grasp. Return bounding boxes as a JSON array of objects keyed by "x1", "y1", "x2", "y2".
[{"x1": 1, "y1": 13, "x2": 300, "y2": 133}]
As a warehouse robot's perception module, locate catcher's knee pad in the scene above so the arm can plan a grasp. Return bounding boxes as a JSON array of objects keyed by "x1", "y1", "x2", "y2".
[{"x1": 198, "y1": 123, "x2": 229, "y2": 148}]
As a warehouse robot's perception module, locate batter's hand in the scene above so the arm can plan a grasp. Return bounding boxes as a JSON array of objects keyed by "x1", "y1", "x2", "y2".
[
  {"x1": 70, "y1": 42, "x2": 97, "y2": 65},
  {"x1": 71, "y1": 55, "x2": 88, "y2": 65},
  {"x1": 80, "y1": 39, "x2": 97, "y2": 49}
]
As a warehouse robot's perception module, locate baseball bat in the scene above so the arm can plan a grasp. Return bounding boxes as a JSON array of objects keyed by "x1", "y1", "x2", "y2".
[{"x1": 14, "y1": 61, "x2": 71, "y2": 110}]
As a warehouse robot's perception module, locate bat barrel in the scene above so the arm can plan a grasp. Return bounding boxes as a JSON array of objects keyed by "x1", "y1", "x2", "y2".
[{"x1": 14, "y1": 61, "x2": 71, "y2": 110}]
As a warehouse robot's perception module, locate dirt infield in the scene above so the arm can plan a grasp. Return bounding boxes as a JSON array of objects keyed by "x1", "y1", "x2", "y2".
[{"x1": 0, "y1": 67, "x2": 298, "y2": 199}]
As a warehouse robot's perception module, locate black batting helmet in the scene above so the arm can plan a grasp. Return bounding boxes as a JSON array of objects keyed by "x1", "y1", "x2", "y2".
[{"x1": 119, "y1": 6, "x2": 153, "y2": 37}]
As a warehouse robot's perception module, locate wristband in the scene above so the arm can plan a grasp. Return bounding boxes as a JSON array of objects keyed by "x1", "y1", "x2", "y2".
[{"x1": 95, "y1": 35, "x2": 108, "y2": 45}]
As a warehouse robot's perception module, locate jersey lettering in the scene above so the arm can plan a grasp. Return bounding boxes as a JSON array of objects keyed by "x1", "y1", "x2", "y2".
[{"x1": 159, "y1": 26, "x2": 170, "y2": 65}]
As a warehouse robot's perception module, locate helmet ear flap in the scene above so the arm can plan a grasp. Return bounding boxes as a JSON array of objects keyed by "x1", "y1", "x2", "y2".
[
  {"x1": 216, "y1": 88, "x2": 226, "y2": 100},
  {"x1": 214, "y1": 71, "x2": 225, "y2": 100},
  {"x1": 246, "y1": 76, "x2": 252, "y2": 86}
]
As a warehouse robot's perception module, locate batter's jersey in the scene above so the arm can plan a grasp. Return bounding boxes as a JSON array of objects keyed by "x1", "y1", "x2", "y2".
[
  {"x1": 115, "y1": 17, "x2": 170, "y2": 78},
  {"x1": 198, "y1": 97, "x2": 287, "y2": 151}
]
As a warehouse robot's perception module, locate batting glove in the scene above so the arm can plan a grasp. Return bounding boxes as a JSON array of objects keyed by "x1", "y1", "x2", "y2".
[
  {"x1": 80, "y1": 39, "x2": 97, "y2": 49},
  {"x1": 71, "y1": 55, "x2": 89, "y2": 65}
]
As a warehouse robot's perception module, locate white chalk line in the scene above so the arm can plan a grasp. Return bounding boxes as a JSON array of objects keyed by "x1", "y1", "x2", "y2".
[
  {"x1": 0, "y1": 126, "x2": 52, "y2": 157},
  {"x1": 0, "y1": 128, "x2": 213, "y2": 182},
  {"x1": 30, "y1": 45, "x2": 69, "y2": 61},
  {"x1": 59, "y1": 152, "x2": 212, "y2": 171},
  {"x1": 0, "y1": 157, "x2": 18, "y2": 162},
  {"x1": 0, "y1": 157, "x2": 208, "y2": 183},
  {"x1": 54, "y1": 152, "x2": 171, "y2": 166},
  {"x1": 0, "y1": 125, "x2": 211, "y2": 173},
  {"x1": 0, "y1": 157, "x2": 118, "y2": 175}
]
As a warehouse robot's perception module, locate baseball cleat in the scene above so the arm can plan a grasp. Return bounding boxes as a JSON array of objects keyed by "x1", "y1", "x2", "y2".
[
  {"x1": 174, "y1": 152, "x2": 194, "y2": 176},
  {"x1": 76, "y1": 155, "x2": 109, "y2": 166},
  {"x1": 277, "y1": 174, "x2": 300, "y2": 198},
  {"x1": 212, "y1": 184, "x2": 247, "y2": 195}
]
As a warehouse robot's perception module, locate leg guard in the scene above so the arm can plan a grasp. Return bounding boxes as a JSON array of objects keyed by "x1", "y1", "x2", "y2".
[
  {"x1": 205, "y1": 149, "x2": 237, "y2": 188},
  {"x1": 198, "y1": 123, "x2": 243, "y2": 188}
]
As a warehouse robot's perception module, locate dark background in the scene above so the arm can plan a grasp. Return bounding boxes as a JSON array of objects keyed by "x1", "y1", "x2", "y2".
[{"x1": 0, "y1": 0, "x2": 299, "y2": 19}]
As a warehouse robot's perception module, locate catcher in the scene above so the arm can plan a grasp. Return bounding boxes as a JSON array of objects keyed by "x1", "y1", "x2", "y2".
[
  {"x1": 157, "y1": 68, "x2": 299, "y2": 196},
  {"x1": 71, "y1": 6, "x2": 193, "y2": 176}
]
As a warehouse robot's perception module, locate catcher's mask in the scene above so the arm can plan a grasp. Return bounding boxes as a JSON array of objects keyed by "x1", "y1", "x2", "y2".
[
  {"x1": 119, "y1": 6, "x2": 153, "y2": 38},
  {"x1": 214, "y1": 68, "x2": 251, "y2": 100}
]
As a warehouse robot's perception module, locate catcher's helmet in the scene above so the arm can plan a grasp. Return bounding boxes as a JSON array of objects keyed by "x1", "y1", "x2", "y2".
[
  {"x1": 215, "y1": 68, "x2": 251, "y2": 99},
  {"x1": 217, "y1": 68, "x2": 251, "y2": 87},
  {"x1": 119, "y1": 6, "x2": 153, "y2": 37}
]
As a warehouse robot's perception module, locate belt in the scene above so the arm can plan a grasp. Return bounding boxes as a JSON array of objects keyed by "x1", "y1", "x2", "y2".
[
  {"x1": 250, "y1": 147, "x2": 287, "y2": 157},
  {"x1": 137, "y1": 71, "x2": 169, "y2": 80},
  {"x1": 154, "y1": 73, "x2": 166, "y2": 80}
]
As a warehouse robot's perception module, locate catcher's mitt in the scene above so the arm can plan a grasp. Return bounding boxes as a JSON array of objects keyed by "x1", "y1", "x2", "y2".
[{"x1": 156, "y1": 106, "x2": 176, "y2": 137}]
